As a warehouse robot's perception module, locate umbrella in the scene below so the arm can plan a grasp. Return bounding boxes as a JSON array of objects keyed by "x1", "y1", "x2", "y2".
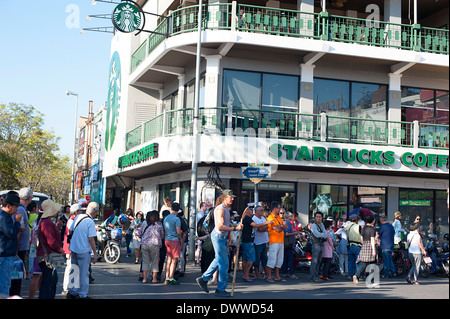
[{"x1": 349, "y1": 207, "x2": 377, "y2": 219}]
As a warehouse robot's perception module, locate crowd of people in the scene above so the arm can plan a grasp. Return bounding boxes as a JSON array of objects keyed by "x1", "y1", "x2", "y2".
[{"x1": 0, "y1": 188, "x2": 438, "y2": 299}]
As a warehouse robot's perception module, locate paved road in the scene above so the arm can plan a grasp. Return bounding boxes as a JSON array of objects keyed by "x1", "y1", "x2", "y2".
[{"x1": 20, "y1": 247, "x2": 449, "y2": 301}]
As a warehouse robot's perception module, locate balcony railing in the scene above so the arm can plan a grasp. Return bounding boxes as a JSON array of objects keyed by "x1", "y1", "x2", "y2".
[
  {"x1": 124, "y1": 107, "x2": 449, "y2": 152},
  {"x1": 130, "y1": 2, "x2": 449, "y2": 73}
]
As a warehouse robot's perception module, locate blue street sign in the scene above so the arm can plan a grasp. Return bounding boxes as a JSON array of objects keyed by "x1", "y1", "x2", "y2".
[{"x1": 241, "y1": 166, "x2": 271, "y2": 179}]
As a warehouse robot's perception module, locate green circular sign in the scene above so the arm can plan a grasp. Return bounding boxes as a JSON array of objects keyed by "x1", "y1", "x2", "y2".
[{"x1": 112, "y1": 2, "x2": 142, "y2": 33}]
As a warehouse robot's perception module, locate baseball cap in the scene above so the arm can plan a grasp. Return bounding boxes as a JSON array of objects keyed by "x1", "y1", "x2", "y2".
[
  {"x1": 70, "y1": 203, "x2": 81, "y2": 213},
  {"x1": 222, "y1": 189, "x2": 236, "y2": 197}
]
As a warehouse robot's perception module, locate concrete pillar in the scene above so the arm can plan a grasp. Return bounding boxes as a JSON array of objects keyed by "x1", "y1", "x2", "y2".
[
  {"x1": 388, "y1": 73, "x2": 402, "y2": 145},
  {"x1": 387, "y1": 186, "x2": 399, "y2": 220},
  {"x1": 384, "y1": 0, "x2": 402, "y2": 47},
  {"x1": 296, "y1": 182, "x2": 310, "y2": 226}
]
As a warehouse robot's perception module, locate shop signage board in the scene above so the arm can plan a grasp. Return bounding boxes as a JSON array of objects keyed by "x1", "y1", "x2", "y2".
[
  {"x1": 118, "y1": 143, "x2": 158, "y2": 168},
  {"x1": 269, "y1": 143, "x2": 449, "y2": 169},
  {"x1": 112, "y1": 1, "x2": 143, "y2": 33},
  {"x1": 399, "y1": 200, "x2": 431, "y2": 206}
]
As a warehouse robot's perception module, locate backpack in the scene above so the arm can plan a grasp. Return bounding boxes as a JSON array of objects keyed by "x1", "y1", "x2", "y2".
[{"x1": 202, "y1": 209, "x2": 215, "y2": 235}]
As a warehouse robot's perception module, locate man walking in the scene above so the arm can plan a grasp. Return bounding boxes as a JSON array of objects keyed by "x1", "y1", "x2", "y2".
[
  {"x1": 67, "y1": 202, "x2": 99, "y2": 299},
  {"x1": 310, "y1": 211, "x2": 327, "y2": 282},
  {"x1": 163, "y1": 202, "x2": 182, "y2": 285},
  {"x1": 346, "y1": 215, "x2": 362, "y2": 280},
  {"x1": 197, "y1": 190, "x2": 242, "y2": 297},
  {"x1": 0, "y1": 192, "x2": 22, "y2": 297},
  {"x1": 377, "y1": 215, "x2": 395, "y2": 278}
]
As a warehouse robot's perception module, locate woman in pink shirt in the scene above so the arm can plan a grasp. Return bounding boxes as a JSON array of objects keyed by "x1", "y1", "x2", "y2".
[{"x1": 320, "y1": 220, "x2": 334, "y2": 281}]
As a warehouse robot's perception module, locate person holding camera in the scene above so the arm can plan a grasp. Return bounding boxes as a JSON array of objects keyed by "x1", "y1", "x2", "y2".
[{"x1": 310, "y1": 211, "x2": 328, "y2": 282}]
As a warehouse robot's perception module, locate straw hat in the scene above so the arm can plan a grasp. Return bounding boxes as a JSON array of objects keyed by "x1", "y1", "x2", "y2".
[{"x1": 41, "y1": 199, "x2": 63, "y2": 219}]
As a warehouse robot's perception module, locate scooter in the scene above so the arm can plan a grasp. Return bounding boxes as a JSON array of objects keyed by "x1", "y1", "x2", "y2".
[
  {"x1": 293, "y1": 232, "x2": 312, "y2": 270},
  {"x1": 96, "y1": 226, "x2": 122, "y2": 264},
  {"x1": 421, "y1": 233, "x2": 449, "y2": 278}
]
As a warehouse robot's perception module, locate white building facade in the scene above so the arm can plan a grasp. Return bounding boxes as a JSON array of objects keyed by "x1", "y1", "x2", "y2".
[{"x1": 102, "y1": 0, "x2": 449, "y2": 237}]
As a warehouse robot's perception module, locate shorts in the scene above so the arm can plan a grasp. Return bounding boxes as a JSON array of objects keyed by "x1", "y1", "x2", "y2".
[
  {"x1": 241, "y1": 242, "x2": 255, "y2": 262},
  {"x1": 267, "y1": 242, "x2": 284, "y2": 269},
  {"x1": 165, "y1": 240, "x2": 181, "y2": 259}
]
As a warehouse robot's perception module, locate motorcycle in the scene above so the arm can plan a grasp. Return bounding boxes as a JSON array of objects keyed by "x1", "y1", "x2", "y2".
[
  {"x1": 96, "y1": 226, "x2": 122, "y2": 264},
  {"x1": 293, "y1": 232, "x2": 312, "y2": 270},
  {"x1": 421, "y1": 233, "x2": 449, "y2": 278},
  {"x1": 391, "y1": 239, "x2": 429, "y2": 278}
]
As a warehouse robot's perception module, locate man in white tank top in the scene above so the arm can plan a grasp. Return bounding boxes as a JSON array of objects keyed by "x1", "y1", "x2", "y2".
[{"x1": 196, "y1": 190, "x2": 242, "y2": 297}]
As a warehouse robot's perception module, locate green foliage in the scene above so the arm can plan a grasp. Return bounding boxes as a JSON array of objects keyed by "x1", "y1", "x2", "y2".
[{"x1": 0, "y1": 103, "x2": 71, "y2": 203}]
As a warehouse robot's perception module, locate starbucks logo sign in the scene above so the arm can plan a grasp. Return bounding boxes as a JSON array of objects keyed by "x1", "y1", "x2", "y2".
[
  {"x1": 112, "y1": 1, "x2": 143, "y2": 33},
  {"x1": 105, "y1": 51, "x2": 121, "y2": 151}
]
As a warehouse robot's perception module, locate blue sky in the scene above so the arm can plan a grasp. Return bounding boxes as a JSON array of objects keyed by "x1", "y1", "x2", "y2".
[{"x1": 0, "y1": 0, "x2": 114, "y2": 157}]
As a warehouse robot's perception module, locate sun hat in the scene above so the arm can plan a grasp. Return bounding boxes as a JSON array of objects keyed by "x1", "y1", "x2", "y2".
[
  {"x1": 395, "y1": 211, "x2": 402, "y2": 219},
  {"x1": 41, "y1": 199, "x2": 63, "y2": 219}
]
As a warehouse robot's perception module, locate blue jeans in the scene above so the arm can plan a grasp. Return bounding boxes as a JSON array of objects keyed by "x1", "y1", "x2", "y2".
[
  {"x1": 0, "y1": 256, "x2": 14, "y2": 297},
  {"x1": 68, "y1": 251, "x2": 91, "y2": 298},
  {"x1": 254, "y1": 243, "x2": 268, "y2": 269},
  {"x1": 382, "y1": 249, "x2": 395, "y2": 277},
  {"x1": 202, "y1": 230, "x2": 229, "y2": 292},
  {"x1": 281, "y1": 248, "x2": 294, "y2": 276},
  {"x1": 348, "y1": 245, "x2": 362, "y2": 277}
]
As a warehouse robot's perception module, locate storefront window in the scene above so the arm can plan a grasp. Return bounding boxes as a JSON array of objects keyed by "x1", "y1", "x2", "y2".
[
  {"x1": 435, "y1": 190, "x2": 449, "y2": 239},
  {"x1": 399, "y1": 189, "x2": 434, "y2": 237},
  {"x1": 159, "y1": 183, "x2": 177, "y2": 211},
  {"x1": 435, "y1": 90, "x2": 449, "y2": 125},
  {"x1": 262, "y1": 73, "x2": 298, "y2": 112},
  {"x1": 232, "y1": 180, "x2": 296, "y2": 214},
  {"x1": 349, "y1": 186, "x2": 386, "y2": 216},
  {"x1": 310, "y1": 184, "x2": 348, "y2": 220},
  {"x1": 184, "y1": 76, "x2": 205, "y2": 109},
  {"x1": 309, "y1": 185, "x2": 386, "y2": 222}
]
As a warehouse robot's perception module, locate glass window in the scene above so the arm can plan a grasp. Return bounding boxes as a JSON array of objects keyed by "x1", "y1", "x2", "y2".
[
  {"x1": 262, "y1": 74, "x2": 298, "y2": 112},
  {"x1": 223, "y1": 70, "x2": 261, "y2": 110},
  {"x1": 401, "y1": 88, "x2": 435, "y2": 123},
  {"x1": 314, "y1": 78, "x2": 350, "y2": 116},
  {"x1": 435, "y1": 90, "x2": 449, "y2": 125},
  {"x1": 350, "y1": 82, "x2": 387, "y2": 120},
  {"x1": 310, "y1": 184, "x2": 348, "y2": 220},
  {"x1": 435, "y1": 190, "x2": 449, "y2": 239},
  {"x1": 399, "y1": 189, "x2": 434, "y2": 236},
  {"x1": 185, "y1": 76, "x2": 205, "y2": 109},
  {"x1": 349, "y1": 186, "x2": 386, "y2": 216}
]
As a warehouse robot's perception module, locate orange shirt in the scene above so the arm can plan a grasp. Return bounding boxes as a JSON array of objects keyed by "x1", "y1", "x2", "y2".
[{"x1": 267, "y1": 213, "x2": 284, "y2": 244}]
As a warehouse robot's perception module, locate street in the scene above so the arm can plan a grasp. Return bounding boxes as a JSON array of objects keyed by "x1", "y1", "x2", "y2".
[{"x1": 20, "y1": 246, "x2": 449, "y2": 301}]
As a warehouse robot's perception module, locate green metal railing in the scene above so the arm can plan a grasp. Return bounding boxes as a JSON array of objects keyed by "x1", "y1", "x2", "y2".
[
  {"x1": 232, "y1": 108, "x2": 321, "y2": 140},
  {"x1": 419, "y1": 123, "x2": 450, "y2": 149},
  {"x1": 125, "y1": 107, "x2": 449, "y2": 151},
  {"x1": 327, "y1": 116, "x2": 413, "y2": 147},
  {"x1": 129, "y1": 3, "x2": 449, "y2": 73}
]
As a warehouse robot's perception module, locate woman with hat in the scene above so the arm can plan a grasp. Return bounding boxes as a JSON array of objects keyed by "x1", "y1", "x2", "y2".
[
  {"x1": 393, "y1": 211, "x2": 408, "y2": 245},
  {"x1": 37, "y1": 199, "x2": 64, "y2": 299}
]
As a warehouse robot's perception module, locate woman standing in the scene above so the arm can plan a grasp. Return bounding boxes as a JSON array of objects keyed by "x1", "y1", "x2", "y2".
[
  {"x1": 393, "y1": 211, "x2": 408, "y2": 245},
  {"x1": 37, "y1": 199, "x2": 64, "y2": 299},
  {"x1": 353, "y1": 215, "x2": 377, "y2": 285},
  {"x1": 130, "y1": 211, "x2": 143, "y2": 263},
  {"x1": 138, "y1": 210, "x2": 164, "y2": 283},
  {"x1": 407, "y1": 222, "x2": 426, "y2": 285}
]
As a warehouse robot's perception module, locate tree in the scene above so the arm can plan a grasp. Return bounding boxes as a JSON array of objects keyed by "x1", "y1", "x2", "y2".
[{"x1": 0, "y1": 103, "x2": 71, "y2": 203}]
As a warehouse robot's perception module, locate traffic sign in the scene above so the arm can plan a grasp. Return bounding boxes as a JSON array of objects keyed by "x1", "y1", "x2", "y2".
[{"x1": 241, "y1": 166, "x2": 271, "y2": 180}]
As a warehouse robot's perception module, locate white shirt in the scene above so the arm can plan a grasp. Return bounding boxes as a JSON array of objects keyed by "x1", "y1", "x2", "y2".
[
  {"x1": 407, "y1": 231, "x2": 422, "y2": 254},
  {"x1": 69, "y1": 214, "x2": 97, "y2": 254},
  {"x1": 252, "y1": 215, "x2": 269, "y2": 245}
]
